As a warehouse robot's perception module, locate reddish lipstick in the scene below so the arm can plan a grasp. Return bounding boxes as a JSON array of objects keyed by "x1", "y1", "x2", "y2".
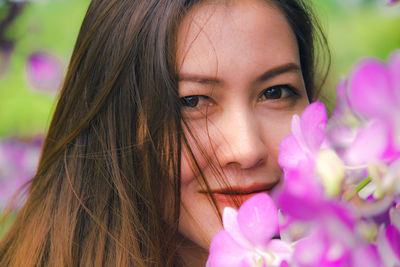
[{"x1": 205, "y1": 181, "x2": 280, "y2": 207}]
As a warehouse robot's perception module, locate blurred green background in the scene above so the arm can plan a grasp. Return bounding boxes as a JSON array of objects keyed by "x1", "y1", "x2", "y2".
[{"x1": 0, "y1": 0, "x2": 399, "y2": 211}]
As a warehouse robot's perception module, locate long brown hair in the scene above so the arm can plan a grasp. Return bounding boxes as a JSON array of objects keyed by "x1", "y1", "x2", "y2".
[{"x1": 0, "y1": 0, "x2": 329, "y2": 266}]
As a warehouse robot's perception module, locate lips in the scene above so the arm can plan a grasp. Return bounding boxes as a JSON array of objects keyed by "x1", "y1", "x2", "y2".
[
  {"x1": 212, "y1": 191, "x2": 265, "y2": 207},
  {"x1": 203, "y1": 180, "x2": 281, "y2": 207}
]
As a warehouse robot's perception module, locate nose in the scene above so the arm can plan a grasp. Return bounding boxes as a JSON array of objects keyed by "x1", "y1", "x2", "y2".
[{"x1": 215, "y1": 108, "x2": 268, "y2": 170}]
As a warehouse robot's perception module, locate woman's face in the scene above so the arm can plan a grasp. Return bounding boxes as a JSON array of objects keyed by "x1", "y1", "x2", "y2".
[{"x1": 176, "y1": 0, "x2": 309, "y2": 256}]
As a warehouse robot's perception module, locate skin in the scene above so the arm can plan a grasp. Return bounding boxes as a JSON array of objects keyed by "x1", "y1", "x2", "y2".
[{"x1": 176, "y1": 0, "x2": 309, "y2": 264}]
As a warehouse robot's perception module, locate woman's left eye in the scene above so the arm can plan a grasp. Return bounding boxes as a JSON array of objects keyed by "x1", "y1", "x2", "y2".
[{"x1": 259, "y1": 84, "x2": 298, "y2": 101}]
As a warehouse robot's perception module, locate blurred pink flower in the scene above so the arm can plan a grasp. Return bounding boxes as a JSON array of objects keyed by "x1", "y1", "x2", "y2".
[
  {"x1": 26, "y1": 52, "x2": 63, "y2": 93},
  {"x1": 346, "y1": 51, "x2": 400, "y2": 164},
  {"x1": 388, "y1": 0, "x2": 400, "y2": 5},
  {"x1": 208, "y1": 193, "x2": 292, "y2": 267},
  {"x1": 275, "y1": 168, "x2": 324, "y2": 221},
  {"x1": 376, "y1": 224, "x2": 400, "y2": 267},
  {"x1": 294, "y1": 229, "x2": 382, "y2": 267},
  {"x1": 0, "y1": 137, "x2": 42, "y2": 209}
]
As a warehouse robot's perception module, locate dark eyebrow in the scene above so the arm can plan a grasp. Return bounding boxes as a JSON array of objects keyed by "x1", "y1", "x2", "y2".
[
  {"x1": 178, "y1": 62, "x2": 301, "y2": 84},
  {"x1": 255, "y1": 63, "x2": 301, "y2": 83},
  {"x1": 178, "y1": 73, "x2": 221, "y2": 85}
]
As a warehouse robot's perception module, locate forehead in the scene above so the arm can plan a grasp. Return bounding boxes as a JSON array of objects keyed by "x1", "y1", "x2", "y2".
[{"x1": 176, "y1": 0, "x2": 300, "y2": 82}]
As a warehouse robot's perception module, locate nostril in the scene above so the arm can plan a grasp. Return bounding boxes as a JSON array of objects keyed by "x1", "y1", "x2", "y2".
[
  {"x1": 226, "y1": 156, "x2": 265, "y2": 171},
  {"x1": 242, "y1": 158, "x2": 265, "y2": 170}
]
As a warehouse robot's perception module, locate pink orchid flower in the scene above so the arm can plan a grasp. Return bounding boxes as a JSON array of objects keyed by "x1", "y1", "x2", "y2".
[
  {"x1": 376, "y1": 224, "x2": 400, "y2": 267},
  {"x1": 376, "y1": 207, "x2": 400, "y2": 267},
  {"x1": 345, "y1": 51, "x2": 400, "y2": 164},
  {"x1": 278, "y1": 102, "x2": 328, "y2": 171},
  {"x1": 276, "y1": 170, "x2": 380, "y2": 267},
  {"x1": 293, "y1": 227, "x2": 382, "y2": 267},
  {"x1": 207, "y1": 193, "x2": 292, "y2": 267},
  {"x1": 278, "y1": 102, "x2": 345, "y2": 196}
]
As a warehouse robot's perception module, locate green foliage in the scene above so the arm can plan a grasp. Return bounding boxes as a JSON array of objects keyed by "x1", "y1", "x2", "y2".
[
  {"x1": 0, "y1": 0, "x2": 90, "y2": 138},
  {"x1": 314, "y1": 1, "x2": 400, "y2": 109}
]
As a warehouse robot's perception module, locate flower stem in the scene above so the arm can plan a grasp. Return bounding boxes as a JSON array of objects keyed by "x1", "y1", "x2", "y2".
[{"x1": 344, "y1": 176, "x2": 372, "y2": 201}]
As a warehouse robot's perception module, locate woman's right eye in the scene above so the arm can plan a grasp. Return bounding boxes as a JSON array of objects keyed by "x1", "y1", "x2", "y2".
[{"x1": 180, "y1": 95, "x2": 211, "y2": 109}]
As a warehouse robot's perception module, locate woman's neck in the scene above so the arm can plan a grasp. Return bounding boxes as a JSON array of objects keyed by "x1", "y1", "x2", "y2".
[{"x1": 177, "y1": 235, "x2": 209, "y2": 267}]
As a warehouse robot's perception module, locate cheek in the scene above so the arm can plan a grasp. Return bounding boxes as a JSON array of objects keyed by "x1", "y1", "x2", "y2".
[
  {"x1": 178, "y1": 125, "x2": 223, "y2": 250},
  {"x1": 180, "y1": 124, "x2": 211, "y2": 185},
  {"x1": 180, "y1": 145, "x2": 195, "y2": 186},
  {"x1": 259, "y1": 113, "x2": 293, "y2": 149},
  {"x1": 179, "y1": 176, "x2": 223, "y2": 251}
]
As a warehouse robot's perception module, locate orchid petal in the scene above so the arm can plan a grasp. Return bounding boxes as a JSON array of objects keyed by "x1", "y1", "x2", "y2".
[
  {"x1": 278, "y1": 135, "x2": 308, "y2": 170},
  {"x1": 358, "y1": 195, "x2": 395, "y2": 217},
  {"x1": 277, "y1": 174, "x2": 325, "y2": 221},
  {"x1": 344, "y1": 120, "x2": 388, "y2": 165},
  {"x1": 208, "y1": 230, "x2": 253, "y2": 267},
  {"x1": 330, "y1": 79, "x2": 348, "y2": 120},
  {"x1": 389, "y1": 207, "x2": 400, "y2": 231},
  {"x1": 223, "y1": 207, "x2": 253, "y2": 249},
  {"x1": 386, "y1": 225, "x2": 400, "y2": 260},
  {"x1": 291, "y1": 114, "x2": 303, "y2": 143},
  {"x1": 388, "y1": 50, "x2": 400, "y2": 101},
  {"x1": 293, "y1": 229, "x2": 326, "y2": 266},
  {"x1": 327, "y1": 124, "x2": 356, "y2": 150},
  {"x1": 348, "y1": 59, "x2": 395, "y2": 119},
  {"x1": 376, "y1": 225, "x2": 400, "y2": 267},
  {"x1": 265, "y1": 239, "x2": 293, "y2": 266},
  {"x1": 352, "y1": 244, "x2": 382, "y2": 267},
  {"x1": 283, "y1": 167, "x2": 323, "y2": 200},
  {"x1": 237, "y1": 193, "x2": 278, "y2": 248},
  {"x1": 300, "y1": 102, "x2": 327, "y2": 153},
  {"x1": 324, "y1": 202, "x2": 356, "y2": 237}
]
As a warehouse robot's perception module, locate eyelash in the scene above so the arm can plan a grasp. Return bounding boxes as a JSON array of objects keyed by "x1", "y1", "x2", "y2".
[
  {"x1": 180, "y1": 95, "x2": 212, "y2": 108},
  {"x1": 258, "y1": 84, "x2": 298, "y2": 101},
  {"x1": 180, "y1": 84, "x2": 298, "y2": 109}
]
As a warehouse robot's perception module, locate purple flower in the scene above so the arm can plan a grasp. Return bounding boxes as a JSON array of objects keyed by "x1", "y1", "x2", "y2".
[
  {"x1": 279, "y1": 102, "x2": 345, "y2": 196},
  {"x1": 0, "y1": 137, "x2": 42, "y2": 209},
  {"x1": 390, "y1": 206, "x2": 400, "y2": 230},
  {"x1": 352, "y1": 244, "x2": 382, "y2": 267},
  {"x1": 287, "y1": 203, "x2": 381, "y2": 267},
  {"x1": 276, "y1": 169, "x2": 356, "y2": 231},
  {"x1": 344, "y1": 120, "x2": 389, "y2": 166},
  {"x1": 275, "y1": 168, "x2": 324, "y2": 222},
  {"x1": 207, "y1": 193, "x2": 292, "y2": 267},
  {"x1": 293, "y1": 227, "x2": 351, "y2": 267},
  {"x1": 345, "y1": 51, "x2": 400, "y2": 164},
  {"x1": 326, "y1": 79, "x2": 361, "y2": 159},
  {"x1": 376, "y1": 224, "x2": 400, "y2": 267},
  {"x1": 292, "y1": 226, "x2": 382, "y2": 267},
  {"x1": 374, "y1": 207, "x2": 400, "y2": 267},
  {"x1": 278, "y1": 102, "x2": 328, "y2": 171},
  {"x1": 26, "y1": 52, "x2": 63, "y2": 93}
]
